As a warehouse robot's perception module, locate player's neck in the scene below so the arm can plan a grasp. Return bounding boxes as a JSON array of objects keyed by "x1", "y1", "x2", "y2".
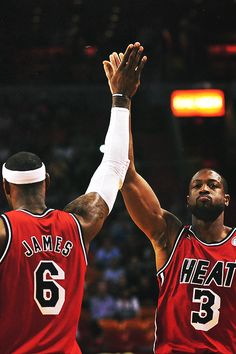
[
  {"x1": 12, "y1": 197, "x2": 47, "y2": 214},
  {"x1": 191, "y1": 215, "x2": 231, "y2": 243}
]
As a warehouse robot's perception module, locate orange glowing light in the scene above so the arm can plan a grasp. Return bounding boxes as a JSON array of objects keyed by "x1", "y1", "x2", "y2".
[{"x1": 171, "y1": 89, "x2": 225, "y2": 117}]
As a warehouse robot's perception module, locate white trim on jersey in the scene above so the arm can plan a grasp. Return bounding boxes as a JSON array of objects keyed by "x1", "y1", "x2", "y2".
[
  {"x1": 153, "y1": 308, "x2": 158, "y2": 354},
  {"x1": 0, "y1": 214, "x2": 12, "y2": 263},
  {"x1": 17, "y1": 208, "x2": 54, "y2": 218},
  {"x1": 159, "y1": 272, "x2": 165, "y2": 286},
  {"x1": 189, "y1": 226, "x2": 236, "y2": 246},
  {"x1": 69, "y1": 213, "x2": 88, "y2": 266},
  {"x1": 156, "y1": 226, "x2": 185, "y2": 281}
]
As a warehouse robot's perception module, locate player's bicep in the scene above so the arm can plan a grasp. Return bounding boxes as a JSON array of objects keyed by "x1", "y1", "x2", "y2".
[
  {"x1": 64, "y1": 192, "x2": 109, "y2": 246},
  {"x1": 121, "y1": 173, "x2": 167, "y2": 239}
]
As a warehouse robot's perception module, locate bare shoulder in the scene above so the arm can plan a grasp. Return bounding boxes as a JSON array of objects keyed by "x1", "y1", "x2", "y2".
[
  {"x1": 64, "y1": 192, "x2": 109, "y2": 245},
  {"x1": 0, "y1": 217, "x2": 7, "y2": 259}
]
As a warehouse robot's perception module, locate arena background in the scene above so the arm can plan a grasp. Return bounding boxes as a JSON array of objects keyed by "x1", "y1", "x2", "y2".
[{"x1": 1, "y1": 0, "x2": 236, "y2": 352}]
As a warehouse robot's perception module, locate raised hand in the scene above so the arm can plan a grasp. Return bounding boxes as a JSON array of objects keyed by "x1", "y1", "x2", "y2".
[{"x1": 103, "y1": 42, "x2": 147, "y2": 98}]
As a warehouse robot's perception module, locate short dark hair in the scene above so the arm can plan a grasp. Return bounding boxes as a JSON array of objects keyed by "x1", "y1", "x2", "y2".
[{"x1": 5, "y1": 152, "x2": 43, "y2": 171}]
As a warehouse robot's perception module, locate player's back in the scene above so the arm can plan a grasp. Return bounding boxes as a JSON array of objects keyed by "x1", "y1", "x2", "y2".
[{"x1": 0, "y1": 208, "x2": 87, "y2": 354}]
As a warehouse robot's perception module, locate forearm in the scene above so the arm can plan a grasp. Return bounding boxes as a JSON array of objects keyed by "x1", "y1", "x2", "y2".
[
  {"x1": 125, "y1": 126, "x2": 136, "y2": 182},
  {"x1": 86, "y1": 95, "x2": 131, "y2": 213},
  {"x1": 121, "y1": 172, "x2": 165, "y2": 236}
]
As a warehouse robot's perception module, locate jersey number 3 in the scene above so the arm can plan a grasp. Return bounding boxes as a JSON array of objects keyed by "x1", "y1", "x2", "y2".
[
  {"x1": 34, "y1": 260, "x2": 65, "y2": 315},
  {"x1": 191, "y1": 288, "x2": 221, "y2": 331}
]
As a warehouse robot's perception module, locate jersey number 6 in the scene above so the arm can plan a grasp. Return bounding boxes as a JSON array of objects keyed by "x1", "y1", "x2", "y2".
[{"x1": 34, "y1": 260, "x2": 65, "y2": 315}]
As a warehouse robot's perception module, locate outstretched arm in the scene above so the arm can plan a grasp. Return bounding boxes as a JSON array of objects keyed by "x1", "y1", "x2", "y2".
[
  {"x1": 65, "y1": 43, "x2": 147, "y2": 250},
  {"x1": 103, "y1": 50, "x2": 182, "y2": 269}
]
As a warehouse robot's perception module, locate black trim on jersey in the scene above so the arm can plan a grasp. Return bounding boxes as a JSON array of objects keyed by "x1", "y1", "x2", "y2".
[
  {"x1": 70, "y1": 213, "x2": 88, "y2": 266},
  {"x1": 156, "y1": 225, "x2": 185, "y2": 280},
  {"x1": 0, "y1": 214, "x2": 12, "y2": 264},
  {"x1": 189, "y1": 226, "x2": 236, "y2": 246},
  {"x1": 18, "y1": 208, "x2": 54, "y2": 218}
]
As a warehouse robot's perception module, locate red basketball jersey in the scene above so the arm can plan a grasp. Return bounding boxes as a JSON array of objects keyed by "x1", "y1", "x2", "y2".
[
  {"x1": 154, "y1": 226, "x2": 236, "y2": 353},
  {"x1": 0, "y1": 208, "x2": 87, "y2": 354}
]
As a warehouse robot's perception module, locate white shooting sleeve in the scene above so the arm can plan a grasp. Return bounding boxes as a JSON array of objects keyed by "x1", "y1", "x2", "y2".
[{"x1": 86, "y1": 107, "x2": 130, "y2": 213}]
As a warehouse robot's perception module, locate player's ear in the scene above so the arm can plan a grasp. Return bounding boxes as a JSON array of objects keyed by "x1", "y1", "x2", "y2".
[
  {"x1": 3, "y1": 179, "x2": 10, "y2": 196},
  {"x1": 186, "y1": 195, "x2": 190, "y2": 207},
  {"x1": 225, "y1": 193, "x2": 230, "y2": 207},
  {"x1": 45, "y1": 173, "x2": 50, "y2": 191}
]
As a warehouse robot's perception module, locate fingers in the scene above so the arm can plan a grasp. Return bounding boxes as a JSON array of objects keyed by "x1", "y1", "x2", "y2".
[
  {"x1": 109, "y1": 53, "x2": 117, "y2": 71},
  {"x1": 108, "y1": 43, "x2": 144, "y2": 73},
  {"x1": 113, "y1": 52, "x2": 121, "y2": 68},
  {"x1": 119, "y1": 53, "x2": 124, "y2": 61},
  {"x1": 119, "y1": 44, "x2": 134, "y2": 69},
  {"x1": 126, "y1": 42, "x2": 144, "y2": 70},
  {"x1": 123, "y1": 42, "x2": 147, "y2": 77},
  {"x1": 134, "y1": 46, "x2": 144, "y2": 69},
  {"x1": 136, "y1": 55, "x2": 147, "y2": 77},
  {"x1": 109, "y1": 52, "x2": 121, "y2": 70},
  {"x1": 103, "y1": 60, "x2": 113, "y2": 80}
]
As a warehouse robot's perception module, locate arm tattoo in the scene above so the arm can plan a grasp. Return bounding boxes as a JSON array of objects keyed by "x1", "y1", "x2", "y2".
[{"x1": 64, "y1": 192, "x2": 109, "y2": 221}]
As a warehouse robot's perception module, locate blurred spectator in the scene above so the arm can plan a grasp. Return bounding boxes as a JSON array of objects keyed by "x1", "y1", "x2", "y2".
[
  {"x1": 115, "y1": 289, "x2": 140, "y2": 320},
  {"x1": 103, "y1": 257, "x2": 125, "y2": 285},
  {"x1": 126, "y1": 256, "x2": 144, "y2": 289},
  {"x1": 94, "y1": 238, "x2": 121, "y2": 269},
  {"x1": 138, "y1": 274, "x2": 157, "y2": 306},
  {"x1": 89, "y1": 281, "x2": 117, "y2": 321},
  {"x1": 109, "y1": 211, "x2": 135, "y2": 244}
]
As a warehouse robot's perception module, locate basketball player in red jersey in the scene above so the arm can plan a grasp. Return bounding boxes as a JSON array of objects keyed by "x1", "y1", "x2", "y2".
[
  {"x1": 104, "y1": 52, "x2": 236, "y2": 353},
  {"x1": 0, "y1": 43, "x2": 147, "y2": 354}
]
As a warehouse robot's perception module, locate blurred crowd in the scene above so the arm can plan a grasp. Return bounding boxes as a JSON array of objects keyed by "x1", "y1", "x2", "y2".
[{"x1": 2, "y1": 0, "x2": 236, "y2": 84}]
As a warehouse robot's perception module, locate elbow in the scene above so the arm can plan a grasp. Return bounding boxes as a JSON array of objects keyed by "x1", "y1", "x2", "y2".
[{"x1": 122, "y1": 164, "x2": 137, "y2": 186}]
